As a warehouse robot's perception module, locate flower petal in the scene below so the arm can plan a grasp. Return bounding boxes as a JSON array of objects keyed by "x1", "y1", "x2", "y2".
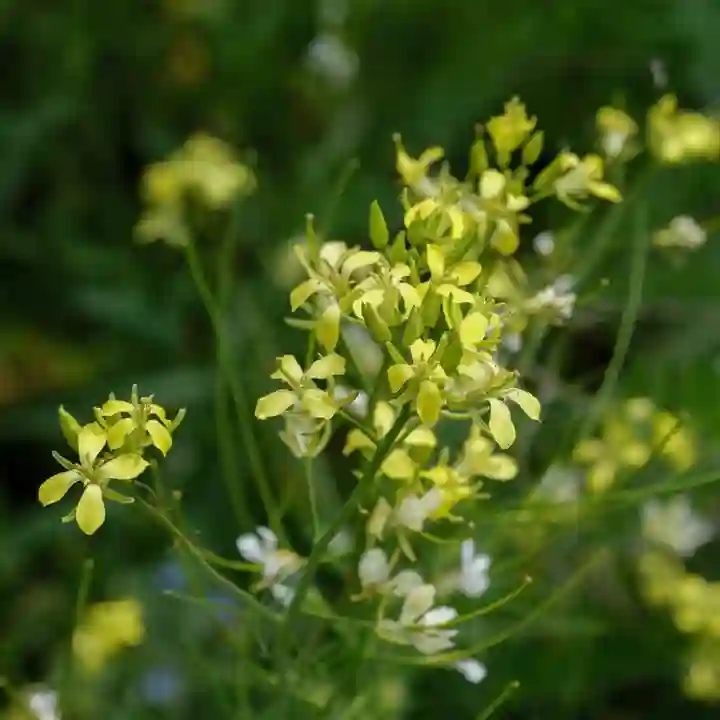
[
  {"x1": 76, "y1": 485, "x2": 106, "y2": 535},
  {"x1": 505, "y1": 388, "x2": 541, "y2": 421},
  {"x1": 358, "y1": 548, "x2": 390, "y2": 588},
  {"x1": 301, "y1": 389, "x2": 338, "y2": 420},
  {"x1": 381, "y1": 449, "x2": 416, "y2": 480},
  {"x1": 96, "y1": 453, "x2": 149, "y2": 481},
  {"x1": 421, "y1": 606, "x2": 458, "y2": 627},
  {"x1": 107, "y1": 417, "x2": 135, "y2": 451},
  {"x1": 290, "y1": 278, "x2": 323, "y2": 312},
  {"x1": 99, "y1": 399, "x2": 135, "y2": 416},
  {"x1": 315, "y1": 303, "x2": 341, "y2": 352},
  {"x1": 236, "y1": 533, "x2": 265, "y2": 563},
  {"x1": 426, "y1": 244, "x2": 445, "y2": 282},
  {"x1": 38, "y1": 470, "x2": 82, "y2": 506},
  {"x1": 488, "y1": 399, "x2": 515, "y2": 449},
  {"x1": 58, "y1": 406, "x2": 82, "y2": 451},
  {"x1": 417, "y1": 380, "x2": 442, "y2": 427},
  {"x1": 400, "y1": 584, "x2": 436, "y2": 626},
  {"x1": 272, "y1": 355, "x2": 305, "y2": 385},
  {"x1": 341, "y1": 250, "x2": 380, "y2": 276},
  {"x1": 306, "y1": 353, "x2": 346, "y2": 379},
  {"x1": 255, "y1": 390, "x2": 296, "y2": 419},
  {"x1": 450, "y1": 262, "x2": 482, "y2": 287},
  {"x1": 454, "y1": 659, "x2": 487, "y2": 684},
  {"x1": 388, "y1": 364, "x2": 414, "y2": 393},
  {"x1": 146, "y1": 419, "x2": 173, "y2": 455},
  {"x1": 78, "y1": 423, "x2": 107, "y2": 465}
]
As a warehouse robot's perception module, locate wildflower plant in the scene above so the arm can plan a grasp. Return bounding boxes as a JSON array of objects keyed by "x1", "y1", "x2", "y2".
[{"x1": 31, "y1": 90, "x2": 720, "y2": 717}]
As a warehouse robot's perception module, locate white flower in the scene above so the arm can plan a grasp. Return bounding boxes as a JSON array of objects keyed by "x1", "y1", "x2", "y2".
[
  {"x1": 454, "y1": 658, "x2": 487, "y2": 684},
  {"x1": 237, "y1": 527, "x2": 302, "y2": 604},
  {"x1": 306, "y1": 33, "x2": 359, "y2": 88},
  {"x1": 502, "y1": 331, "x2": 523, "y2": 354},
  {"x1": 328, "y1": 528, "x2": 354, "y2": 557},
  {"x1": 377, "y1": 584, "x2": 459, "y2": 655},
  {"x1": 649, "y1": 58, "x2": 668, "y2": 89},
  {"x1": 642, "y1": 495, "x2": 713, "y2": 557},
  {"x1": 654, "y1": 216, "x2": 706, "y2": 250},
  {"x1": 459, "y1": 540, "x2": 491, "y2": 598},
  {"x1": 532, "y1": 231, "x2": 555, "y2": 256},
  {"x1": 394, "y1": 488, "x2": 443, "y2": 532},
  {"x1": 27, "y1": 688, "x2": 60, "y2": 720},
  {"x1": 525, "y1": 276, "x2": 576, "y2": 322},
  {"x1": 357, "y1": 548, "x2": 423, "y2": 596}
]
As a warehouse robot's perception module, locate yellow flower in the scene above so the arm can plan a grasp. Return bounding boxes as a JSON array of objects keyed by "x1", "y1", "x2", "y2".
[
  {"x1": 344, "y1": 401, "x2": 437, "y2": 480},
  {"x1": 352, "y1": 261, "x2": 422, "y2": 327},
  {"x1": 73, "y1": 598, "x2": 145, "y2": 673},
  {"x1": 551, "y1": 153, "x2": 622, "y2": 209},
  {"x1": 96, "y1": 385, "x2": 185, "y2": 456},
  {"x1": 393, "y1": 135, "x2": 445, "y2": 188},
  {"x1": 648, "y1": 94, "x2": 720, "y2": 164},
  {"x1": 486, "y1": 97, "x2": 537, "y2": 166},
  {"x1": 417, "y1": 243, "x2": 483, "y2": 307},
  {"x1": 387, "y1": 339, "x2": 449, "y2": 427},
  {"x1": 596, "y1": 106, "x2": 638, "y2": 159},
  {"x1": 255, "y1": 353, "x2": 348, "y2": 421},
  {"x1": 39, "y1": 421, "x2": 148, "y2": 535}
]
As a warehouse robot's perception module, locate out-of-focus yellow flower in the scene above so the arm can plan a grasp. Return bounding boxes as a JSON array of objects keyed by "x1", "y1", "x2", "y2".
[
  {"x1": 596, "y1": 106, "x2": 639, "y2": 159},
  {"x1": 73, "y1": 598, "x2": 145, "y2": 673},
  {"x1": 486, "y1": 97, "x2": 538, "y2": 166},
  {"x1": 648, "y1": 94, "x2": 720, "y2": 164}
]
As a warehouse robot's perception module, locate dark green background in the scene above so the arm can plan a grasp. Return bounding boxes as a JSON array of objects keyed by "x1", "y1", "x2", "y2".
[{"x1": 1, "y1": 1, "x2": 719, "y2": 717}]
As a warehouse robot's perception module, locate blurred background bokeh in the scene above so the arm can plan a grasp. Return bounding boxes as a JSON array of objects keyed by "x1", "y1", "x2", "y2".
[{"x1": 1, "y1": 0, "x2": 720, "y2": 718}]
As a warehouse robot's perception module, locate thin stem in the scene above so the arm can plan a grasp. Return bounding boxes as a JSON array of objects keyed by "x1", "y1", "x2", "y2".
[
  {"x1": 278, "y1": 407, "x2": 411, "y2": 660},
  {"x1": 305, "y1": 456, "x2": 320, "y2": 540},
  {"x1": 185, "y1": 238, "x2": 284, "y2": 540},
  {"x1": 576, "y1": 189, "x2": 650, "y2": 442}
]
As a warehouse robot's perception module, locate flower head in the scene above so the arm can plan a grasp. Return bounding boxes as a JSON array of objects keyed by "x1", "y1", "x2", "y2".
[{"x1": 39, "y1": 418, "x2": 149, "y2": 535}]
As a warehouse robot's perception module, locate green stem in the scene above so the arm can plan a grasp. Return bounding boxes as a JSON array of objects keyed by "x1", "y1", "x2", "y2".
[
  {"x1": 278, "y1": 407, "x2": 411, "y2": 659},
  {"x1": 185, "y1": 238, "x2": 284, "y2": 540},
  {"x1": 576, "y1": 189, "x2": 650, "y2": 442},
  {"x1": 305, "y1": 456, "x2": 320, "y2": 540}
]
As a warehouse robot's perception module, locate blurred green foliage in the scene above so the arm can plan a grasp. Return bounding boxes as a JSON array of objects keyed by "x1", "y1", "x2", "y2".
[{"x1": 1, "y1": 0, "x2": 719, "y2": 718}]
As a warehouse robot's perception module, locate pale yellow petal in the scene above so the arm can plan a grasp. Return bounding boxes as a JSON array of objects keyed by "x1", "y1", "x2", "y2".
[
  {"x1": 417, "y1": 381, "x2": 442, "y2": 427},
  {"x1": 388, "y1": 364, "x2": 414, "y2": 393},
  {"x1": 343, "y1": 429, "x2": 375, "y2": 456},
  {"x1": 107, "y1": 417, "x2": 134, "y2": 451},
  {"x1": 290, "y1": 278, "x2": 323, "y2": 312},
  {"x1": 146, "y1": 418, "x2": 172, "y2": 455},
  {"x1": 301, "y1": 389, "x2": 338, "y2": 420},
  {"x1": 78, "y1": 423, "x2": 107, "y2": 465},
  {"x1": 450, "y1": 262, "x2": 482, "y2": 287},
  {"x1": 76, "y1": 485, "x2": 106, "y2": 535},
  {"x1": 38, "y1": 470, "x2": 82, "y2": 506},
  {"x1": 315, "y1": 303, "x2": 341, "y2": 352},
  {"x1": 99, "y1": 400, "x2": 135, "y2": 416},
  {"x1": 381, "y1": 449, "x2": 416, "y2": 480},
  {"x1": 96, "y1": 453, "x2": 149, "y2": 481},
  {"x1": 426, "y1": 244, "x2": 445, "y2": 282},
  {"x1": 306, "y1": 353, "x2": 346, "y2": 379},
  {"x1": 505, "y1": 388, "x2": 541, "y2": 421},
  {"x1": 273, "y1": 355, "x2": 304, "y2": 385},
  {"x1": 488, "y1": 399, "x2": 516, "y2": 449},
  {"x1": 460, "y1": 312, "x2": 489, "y2": 346},
  {"x1": 255, "y1": 390, "x2": 296, "y2": 419},
  {"x1": 341, "y1": 250, "x2": 380, "y2": 277}
]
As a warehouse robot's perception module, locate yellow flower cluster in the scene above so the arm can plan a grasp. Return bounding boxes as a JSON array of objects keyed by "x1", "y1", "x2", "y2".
[
  {"x1": 639, "y1": 552, "x2": 720, "y2": 700},
  {"x1": 135, "y1": 133, "x2": 256, "y2": 247},
  {"x1": 72, "y1": 597, "x2": 145, "y2": 673},
  {"x1": 573, "y1": 397, "x2": 695, "y2": 494},
  {"x1": 255, "y1": 97, "x2": 625, "y2": 548},
  {"x1": 37, "y1": 386, "x2": 185, "y2": 534}
]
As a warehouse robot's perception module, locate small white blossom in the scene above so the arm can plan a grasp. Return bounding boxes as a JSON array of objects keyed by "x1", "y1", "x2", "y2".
[
  {"x1": 377, "y1": 584, "x2": 459, "y2": 655},
  {"x1": 306, "y1": 33, "x2": 359, "y2": 88},
  {"x1": 525, "y1": 276, "x2": 576, "y2": 322},
  {"x1": 532, "y1": 231, "x2": 555, "y2": 256},
  {"x1": 27, "y1": 688, "x2": 60, "y2": 720},
  {"x1": 237, "y1": 527, "x2": 302, "y2": 606},
  {"x1": 642, "y1": 495, "x2": 713, "y2": 557},
  {"x1": 357, "y1": 548, "x2": 423, "y2": 595},
  {"x1": 454, "y1": 658, "x2": 487, "y2": 684},
  {"x1": 394, "y1": 488, "x2": 443, "y2": 532},
  {"x1": 654, "y1": 216, "x2": 707, "y2": 250},
  {"x1": 536, "y1": 465, "x2": 581, "y2": 504},
  {"x1": 459, "y1": 540, "x2": 491, "y2": 598}
]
